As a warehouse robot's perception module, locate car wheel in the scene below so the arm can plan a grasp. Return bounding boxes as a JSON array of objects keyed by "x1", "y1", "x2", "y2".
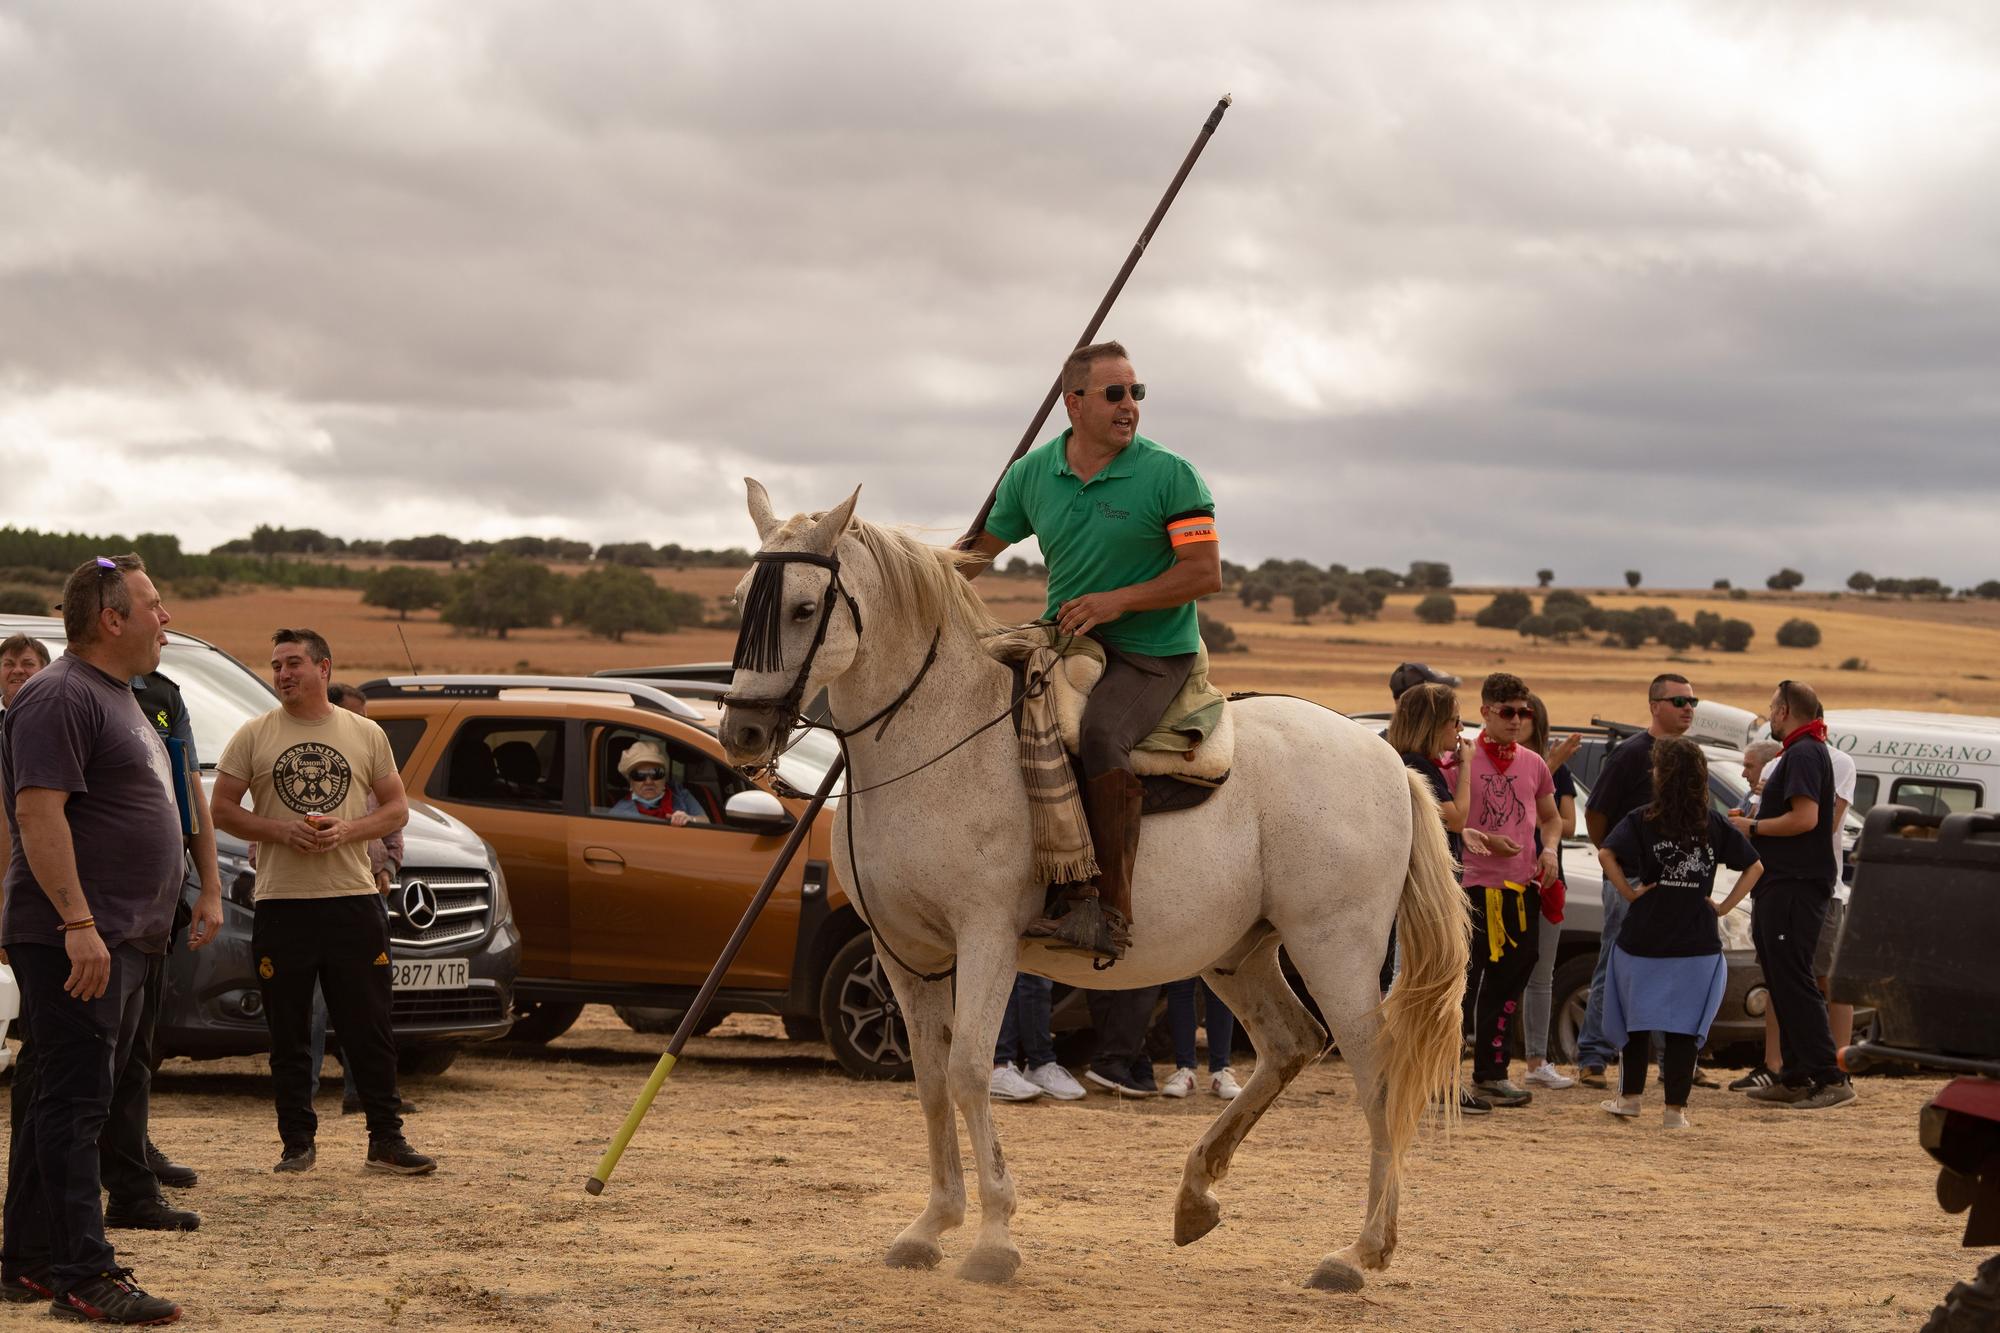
[
  {"x1": 612, "y1": 1005, "x2": 725, "y2": 1038},
  {"x1": 781, "y1": 1014, "x2": 824, "y2": 1043},
  {"x1": 819, "y1": 933, "x2": 912, "y2": 1081},
  {"x1": 506, "y1": 999, "x2": 584, "y2": 1045},
  {"x1": 1549, "y1": 954, "x2": 1599, "y2": 1066},
  {"x1": 396, "y1": 1045, "x2": 459, "y2": 1078}
]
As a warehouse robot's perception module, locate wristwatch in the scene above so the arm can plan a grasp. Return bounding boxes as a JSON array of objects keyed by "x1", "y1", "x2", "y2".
[{"x1": 1751, "y1": 819, "x2": 1760, "y2": 837}]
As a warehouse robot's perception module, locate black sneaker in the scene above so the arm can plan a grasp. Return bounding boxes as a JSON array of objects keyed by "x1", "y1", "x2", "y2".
[
  {"x1": 273, "y1": 1144, "x2": 316, "y2": 1174},
  {"x1": 1746, "y1": 1079, "x2": 1814, "y2": 1105},
  {"x1": 143, "y1": 1140, "x2": 197, "y2": 1190},
  {"x1": 343, "y1": 1094, "x2": 420, "y2": 1116},
  {"x1": 366, "y1": 1138, "x2": 437, "y2": 1176},
  {"x1": 1790, "y1": 1080, "x2": 1858, "y2": 1110},
  {"x1": 1457, "y1": 1089, "x2": 1493, "y2": 1116},
  {"x1": 1729, "y1": 1064, "x2": 1778, "y2": 1092},
  {"x1": 51, "y1": 1268, "x2": 179, "y2": 1325},
  {"x1": 104, "y1": 1198, "x2": 200, "y2": 1232},
  {"x1": 2, "y1": 1266, "x2": 54, "y2": 1303},
  {"x1": 1083, "y1": 1067, "x2": 1159, "y2": 1099}
]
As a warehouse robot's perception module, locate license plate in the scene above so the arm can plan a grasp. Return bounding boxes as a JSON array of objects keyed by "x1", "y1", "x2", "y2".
[{"x1": 392, "y1": 959, "x2": 469, "y2": 991}]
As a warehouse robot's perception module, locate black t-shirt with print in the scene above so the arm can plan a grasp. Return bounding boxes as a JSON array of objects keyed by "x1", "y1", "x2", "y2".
[{"x1": 1604, "y1": 808, "x2": 1760, "y2": 957}]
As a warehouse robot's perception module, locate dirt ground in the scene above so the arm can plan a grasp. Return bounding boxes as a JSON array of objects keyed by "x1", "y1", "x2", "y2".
[
  {"x1": 164, "y1": 573, "x2": 2000, "y2": 727},
  {"x1": 28, "y1": 1008, "x2": 1969, "y2": 1332}
]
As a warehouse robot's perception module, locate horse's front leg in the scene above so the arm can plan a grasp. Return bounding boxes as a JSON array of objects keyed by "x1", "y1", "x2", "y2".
[
  {"x1": 883, "y1": 967, "x2": 965, "y2": 1270},
  {"x1": 943, "y1": 935, "x2": 1023, "y2": 1284}
]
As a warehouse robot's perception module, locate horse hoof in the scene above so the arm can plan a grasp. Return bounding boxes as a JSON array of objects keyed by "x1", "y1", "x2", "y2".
[
  {"x1": 885, "y1": 1238, "x2": 943, "y2": 1270},
  {"x1": 1305, "y1": 1256, "x2": 1366, "y2": 1293},
  {"x1": 1173, "y1": 1190, "x2": 1222, "y2": 1246},
  {"x1": 956, "y1": 1246, "x2": 1021, "y2": 1285}
]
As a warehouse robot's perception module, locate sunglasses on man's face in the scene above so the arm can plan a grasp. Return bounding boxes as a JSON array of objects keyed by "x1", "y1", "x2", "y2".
[
  {"x1": 1652, "y1": 695, "x2": 1699, "y2": 709},
  {"x1": 1072, "y1": 383, "x2": 1145, "y2": 404},
  {"x1": 630, "y1": 769, "x2": 666, "y2": 782},
  {"x1": 1491, "y1": 706, "x2": 1533, "y2": 722}
]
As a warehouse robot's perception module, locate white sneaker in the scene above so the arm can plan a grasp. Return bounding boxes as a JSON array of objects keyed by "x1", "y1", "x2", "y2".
[
  {"x1": 1024, "y1": 1061, "x2": 1086, "y2": 1101},
  {"x1": 1161, "y1": 1067, "x2": 1197, "y2": 1099},
  {"x1": 1663, "y1": 1106, "x2": 1690, "y2": 1130},
  {"x1": 1600, "y1": 1095, "x2": 1641, "y2": 1118},
  {"x1": 1209, "y1": 1068, "x2": 1242, "y2": 1100},
  {"x1": 989, "y1": 1063, "x2": 1043, "y2": 1102},
  {"x1": 1524, "y1": 1064, "x2": 1575, "y2": 1090}
]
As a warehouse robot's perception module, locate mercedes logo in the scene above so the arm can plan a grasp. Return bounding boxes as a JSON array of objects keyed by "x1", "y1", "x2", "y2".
[{"x1": 400, "y1": 879, "x2": 439, "y2": 932}]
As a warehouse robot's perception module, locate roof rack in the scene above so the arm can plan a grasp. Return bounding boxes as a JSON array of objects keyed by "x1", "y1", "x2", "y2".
[
  {"x1": 357, "y1": 675, "x2": 705, "y2": 721},
  {"x1": 1591, "y1": 716, "x2": 1646, "y2": 740}
]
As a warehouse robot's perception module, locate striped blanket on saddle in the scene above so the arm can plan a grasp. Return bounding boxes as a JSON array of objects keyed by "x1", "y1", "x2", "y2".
[{"x1": 991, "y1": 631, "x2": 1100, "y2": 887}]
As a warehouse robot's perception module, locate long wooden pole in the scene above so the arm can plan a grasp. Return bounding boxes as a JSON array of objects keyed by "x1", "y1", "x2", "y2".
[{"x1": 585, "y1": 92, "x2": 1233, "y2": 1196}]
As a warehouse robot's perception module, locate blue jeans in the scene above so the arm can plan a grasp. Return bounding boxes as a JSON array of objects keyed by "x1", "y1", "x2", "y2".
[
  {"x1": 307, "y1": 981, "x2": 361, "y2": 1103},
  {"x1": 1165, "y1": 978, "x2": 1236, "y2": 1072},
  {"x1": 1576, "y1": 882, "x2": 1630, "y2": 1068},
  {"x1": 993, "y1": 974, "x2": 1057, "y2": 1068}
]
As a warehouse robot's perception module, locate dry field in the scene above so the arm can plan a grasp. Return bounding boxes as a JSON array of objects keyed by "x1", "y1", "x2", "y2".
[
  {"x1": 49, "y1": 1009, "x2": 1970, "y2": 1332},
  {"x1": 164, "y1": 569, "x2": 2000, "y2": 726}
]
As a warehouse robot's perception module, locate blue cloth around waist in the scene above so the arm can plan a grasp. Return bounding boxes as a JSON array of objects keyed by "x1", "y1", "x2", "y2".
[{"x1": 1602, "y1": 945, "x2": 1728, "y2": 1044}]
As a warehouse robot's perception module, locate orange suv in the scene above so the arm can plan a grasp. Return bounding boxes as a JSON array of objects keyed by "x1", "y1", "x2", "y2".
[{"x1": 358, "y1": 674, "x2": 908, "y2": 1077}]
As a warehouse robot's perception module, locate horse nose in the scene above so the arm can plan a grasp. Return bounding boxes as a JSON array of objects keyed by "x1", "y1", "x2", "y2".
[{"x1": 722, "y1": 710, "x2": 772, "y2": 762}]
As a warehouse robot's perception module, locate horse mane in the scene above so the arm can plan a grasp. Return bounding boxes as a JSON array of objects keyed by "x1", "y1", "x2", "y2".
[{"x1": 766, "y1": 511, "x2": 1003, "y2": 642}]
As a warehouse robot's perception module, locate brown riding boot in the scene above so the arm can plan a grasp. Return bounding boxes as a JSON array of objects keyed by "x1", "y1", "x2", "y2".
[{"x1": 1024, "y1": 769, "x2": 1144, "y2": 963}]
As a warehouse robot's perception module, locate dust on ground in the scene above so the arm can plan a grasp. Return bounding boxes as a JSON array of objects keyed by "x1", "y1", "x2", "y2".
[{"x1": 41, "y1": 1009, "x2": 1975, "y2": 1332}]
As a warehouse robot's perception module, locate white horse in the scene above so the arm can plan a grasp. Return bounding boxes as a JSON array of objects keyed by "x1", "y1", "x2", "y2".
[{"x1": 719, "y1": 481, "x2": 1468, "y2": 1293}]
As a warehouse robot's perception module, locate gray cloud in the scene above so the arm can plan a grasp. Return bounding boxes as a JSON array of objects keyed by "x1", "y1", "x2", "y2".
[{"x1": 3, "y1": 1, "x2": 1998, "y2": 585}]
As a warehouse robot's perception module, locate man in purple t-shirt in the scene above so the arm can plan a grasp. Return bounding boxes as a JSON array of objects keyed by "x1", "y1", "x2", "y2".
[
  {"x1": 1457, "y1": 672, "x2": 1562, "y2": 1107},
  {"x1": 0, "y1": 556, "x2": 184, "y2": 1323}
]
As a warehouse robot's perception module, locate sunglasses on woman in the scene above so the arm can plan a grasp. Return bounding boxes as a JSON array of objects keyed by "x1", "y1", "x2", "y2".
[
  {"x1": 630, "y1": 768, "x2": 667, "y2": 782},
  {"x1": 1071, "y1": 383, "x2": 1146, "y2": 403}
]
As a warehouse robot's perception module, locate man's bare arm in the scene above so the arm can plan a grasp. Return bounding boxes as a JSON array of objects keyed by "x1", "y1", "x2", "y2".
[
  {"x1": 961, "y1": 531, "x2": 1009, "y2": 580},
  {"x1": 13, "y1": 788, "x2": 93, "y2": 922}
]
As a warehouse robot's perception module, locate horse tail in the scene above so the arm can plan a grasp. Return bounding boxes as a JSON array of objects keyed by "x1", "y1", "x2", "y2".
[{"x1": 1376, "y1": 770, "x2": 1472, "y2": 1164}]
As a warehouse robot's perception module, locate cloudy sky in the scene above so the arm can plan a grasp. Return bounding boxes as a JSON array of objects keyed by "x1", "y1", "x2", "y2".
[{"x1": 3, "y1": 2, "x2": 1997, "y2": 586}]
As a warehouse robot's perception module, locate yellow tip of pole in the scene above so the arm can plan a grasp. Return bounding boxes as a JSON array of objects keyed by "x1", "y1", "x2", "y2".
[{"x1": 585, "y1": 1050, "x2": 678, "y2": 1195}]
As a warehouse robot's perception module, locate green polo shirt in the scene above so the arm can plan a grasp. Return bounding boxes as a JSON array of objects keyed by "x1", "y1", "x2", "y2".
[{"x1": 984, "y1": 430, "x2": 1214, "y2": 657}]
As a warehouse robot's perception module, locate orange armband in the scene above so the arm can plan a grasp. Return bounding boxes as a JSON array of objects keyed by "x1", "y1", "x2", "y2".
[{"x1": 1166, "y1": 515, "x2": 1217, "y2": 547}]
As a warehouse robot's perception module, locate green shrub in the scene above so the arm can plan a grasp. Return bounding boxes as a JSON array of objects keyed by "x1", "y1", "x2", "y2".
[
  {"x1": 171, "y1": 575, "x2": 226, "y2": 600},
  {"x1": 1717, "y1": 619, "x2": 1755, "y2": 652},
  {"x1": 1728, "y1": 587, "x2": 1750, "y2": 601},
  {"x1": 1517, "y1": 614, "x2": 1555, "y2": 643},
  {"x1": 1660, "y1": 622, "x2": 1697, "y2": 652},
  {"x1": 1776, "y1": 618, "x2": 1822, "y2": 649},
  {"x1": 1198, "y1": 611, "x2": 1241, "y2": 653},
  {"x1": 1474, "y1": 591, "x2": 1533, "y2": 630},
  {"x1": 1414, "y1": 594, "x2": 1457, "y2": 625},
  {"x1": 1839, "y1": 656, "x2": 1868, "y2": 671},
  {"x1": 0, "y1": 586, "x2": 53, "y2": 615}
]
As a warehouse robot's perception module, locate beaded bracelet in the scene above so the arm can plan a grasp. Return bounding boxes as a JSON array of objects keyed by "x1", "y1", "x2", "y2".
[{"x1": 59, "y1": 916, "x2": 96, "y2": 933}]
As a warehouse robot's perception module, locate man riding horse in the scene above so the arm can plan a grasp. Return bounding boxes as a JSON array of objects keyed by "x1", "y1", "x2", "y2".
[{"x1": 968, "y1": 340, "x2": 1222, "y2": 962}]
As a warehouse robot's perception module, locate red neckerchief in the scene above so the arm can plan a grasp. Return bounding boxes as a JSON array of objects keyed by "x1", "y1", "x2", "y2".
[
  {"x1": 1478, "y1": 732, "x2": 1516, "y2": 772},
  {"x1": 1780, "y1": 719, "x2": 1828, "y2": 751}
]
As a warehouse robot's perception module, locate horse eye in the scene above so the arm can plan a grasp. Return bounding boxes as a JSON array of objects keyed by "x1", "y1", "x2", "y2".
[{"x1": 792, "y1": 602, "x2": 817, "y2": 622}]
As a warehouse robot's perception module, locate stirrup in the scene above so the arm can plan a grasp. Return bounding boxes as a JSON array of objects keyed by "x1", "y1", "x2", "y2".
[{"x1": 1026, "y1": 897, "x2": 1128, "y2": 963}]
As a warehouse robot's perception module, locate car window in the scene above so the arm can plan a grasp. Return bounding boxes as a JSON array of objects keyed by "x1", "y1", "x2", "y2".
[
  {"x1": 1889, "y1": 778, "x2": 1981, "y2": 817},
  {"x1": 378, "y1": 717, "x2": 427, "y2": 770},
  {"x1": 1850, "y1": 773, "x2": 1880, "y2": 814},
  {"x1": 590, "y1": 725, "x2": 751, "y2": 826},
  {"x1": 436, "y1": 719, "x2": 566, "y2": 808}
]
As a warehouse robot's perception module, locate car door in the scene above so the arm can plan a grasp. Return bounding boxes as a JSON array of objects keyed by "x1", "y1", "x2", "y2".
[
  {"x1": 567, "y1": 722, "x2": 802, "y2": 988},
  {"x1": 423, "y1": 711, "x2": 575, "y2": 979}
]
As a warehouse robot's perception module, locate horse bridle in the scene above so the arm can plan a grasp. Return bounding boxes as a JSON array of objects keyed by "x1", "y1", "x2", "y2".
[{"x1": 719, "y1": 547, "x2": 940, "y2": 745}]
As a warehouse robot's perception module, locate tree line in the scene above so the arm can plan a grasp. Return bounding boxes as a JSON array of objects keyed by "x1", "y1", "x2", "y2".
[
  {"x1": 211, "y1": 524, "x2": 753, "y2": 569},
  {"x1": 361, "y1": 560, "x2": 717, "y2": 642}
]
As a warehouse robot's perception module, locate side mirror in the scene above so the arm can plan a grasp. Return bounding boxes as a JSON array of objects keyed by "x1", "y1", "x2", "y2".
[{"x1": 724, "y1": 788, "x2": 795, "y2": 834}]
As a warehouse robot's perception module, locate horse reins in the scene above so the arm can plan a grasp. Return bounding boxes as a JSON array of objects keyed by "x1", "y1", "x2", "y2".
[{"x1": 721, "y1": 543, "x2": 1070, "y2": 983}]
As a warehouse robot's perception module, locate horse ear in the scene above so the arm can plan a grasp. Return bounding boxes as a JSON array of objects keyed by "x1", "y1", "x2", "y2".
[
  {"x1": 805, "y1": 486, "x2": 861, "y2": 554},
  {"x1": 745, "y1": 478, "x2": 780, "y2": 543}
]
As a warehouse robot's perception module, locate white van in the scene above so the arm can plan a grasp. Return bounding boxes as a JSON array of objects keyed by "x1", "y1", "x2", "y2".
[{"x1": 1821, "y1": 711, "x2": 2000, "y2": 816}]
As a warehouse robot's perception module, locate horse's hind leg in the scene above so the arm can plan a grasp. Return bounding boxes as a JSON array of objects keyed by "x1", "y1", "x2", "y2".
[
  {"x1": 1172, "y1": 936, "x2": 1329, "y2": 1247},
  {"x1": 883, "y1": 969, "x2": 965, "y2": 1270},
  {"x1": 1282, "y1": 930, "x2": 1400, "y2": 1291},
  {"x1": 943, "y1": 939, "x2": 1024, "y2": 1284}
]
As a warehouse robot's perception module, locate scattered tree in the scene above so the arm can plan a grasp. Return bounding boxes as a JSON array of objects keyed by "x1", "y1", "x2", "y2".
[
  {"x1": 1603, "y1": 610, "x2": 1649, "y2": 649},
  {"x1": 567, "y1": 565, "x2": 703, "y2": 642},
  {"x1": 1713, "y1": 578, "x2": 1732, "y2": 590},
  {"x1": 1474, "y1": 591, "x2": 1534, "y2": 630},
  {"x1": 1728, "y1": 586, "x2": 1750, "y2": 601},
  {"x1": 385, "y1": 533, "x2": 463, "y2": 563},
  {"x1": 1291, "y1": 586, "x2": 1324, "y2": 623},
  {"x1": 1197, "y1": 611, "x2": 1240, "y2": 654},
  {"x1": 1337, "y1": 588, "x2": 1372, "y2": 624},
  {"x1": 1624, "y1": 570, "x2": 1642, "y2": 589},
  {"x1": 1407, "y1": 561, "x2": 1452, "y2": 590},
  {"x1": 441, "y1": 555, "x2": 566, "y2": 639},
  {"x1": 1550, "y1": 613, "x2": 1584, "y2": 643},
  {"x1": 1361, "y1": 567, "x2": 1401, "y2": 590},
  {"x1": 1536, "y1": 569, "x2": 1554, "y2": 589},
  {"x1": 1414, "y1": 594, "x2": 1458, "y2": 625},
  {"x1": 1717, "y1": 618, "x2": 1756, "y2": 652},
  {"x1": 1517, "y1": 614, "x2": 1555, "y2": 643},
  {"x1": 1660, "y1": 622, "x2": 1697, "y2": 652},
  {"x1": 1847, "y1": 571, "x2": 1875, "y2": 594},
  {"x1": 362, "y1": 565, "x2": 449, "y2": 621},
  {"x1": 1776, "y1": 618, "x2": 1822, "y2": 649},
  {"x1": 1692, "y1": 610, "x2": 1723, "y2": 649},
  {"x1": 1766, "y1": 567, "x2": 1805, "y2": 591},
  {"x1": 1977, "y1": 580, "x2": 2000, "y2": 601}
]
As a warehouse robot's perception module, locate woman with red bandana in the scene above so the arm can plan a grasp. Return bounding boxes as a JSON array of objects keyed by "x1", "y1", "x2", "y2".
[
  {"x1": 1457, "y1": 673, "x2": 1562, "y2": 1108},
  {"x1": 610, "y1": 742, "x2": 707, "y2": 826}
]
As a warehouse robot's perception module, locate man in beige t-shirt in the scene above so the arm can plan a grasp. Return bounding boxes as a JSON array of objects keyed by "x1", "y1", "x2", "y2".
[{"x1": 213, "y1": 628, "x2": 434, "y2": 1177}]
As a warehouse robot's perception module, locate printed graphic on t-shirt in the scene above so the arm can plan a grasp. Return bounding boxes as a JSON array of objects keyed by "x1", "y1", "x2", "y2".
[
  {"x1": 273, "y1": 741, "x2": 353, "y2": 813},
  {"x1": 132, "y1": 723, "x2": 177, "y2": 807},
  {"x1": 1476, "y1": 771, "x2": 1528, "y2": 829},
  {"x1": 1655, "y1": 840, "x2": 1712, "y2": 888}
]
